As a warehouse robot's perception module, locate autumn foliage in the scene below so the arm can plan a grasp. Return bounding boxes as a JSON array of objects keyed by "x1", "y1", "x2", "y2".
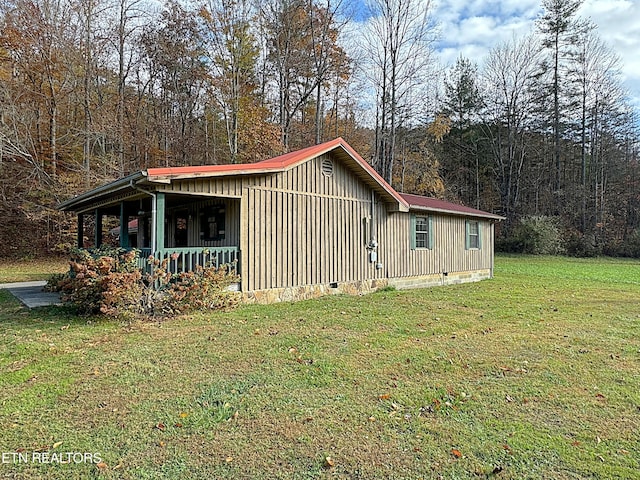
[{"x1": 49, "y1": 247, "x2": 240, "y2": 319}]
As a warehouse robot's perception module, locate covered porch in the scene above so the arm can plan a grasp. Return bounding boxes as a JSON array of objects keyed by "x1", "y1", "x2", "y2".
[{"x1": 66, "y1": 187, "x2": 241, "y2": 276}]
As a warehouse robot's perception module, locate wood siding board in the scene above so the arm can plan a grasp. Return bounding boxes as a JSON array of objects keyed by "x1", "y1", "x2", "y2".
[
  {"x1": 239, "y1": 191, "x2": 247, "y2": 292},
  {"x1": 249, "y1": 189, "x2": 254, "y2": 291},
  {"x1": 298, "y1": 193, "x2": 305, "y2": 286},
  {"x1": 265, "y1": 186, "x2": 272, "y2": 290},
  {"x1": 349, "y1": 201, "x2": 355, "y2": 280},
  {"x1": 305, "y1": 194, "x2": 311, "y2": 284},
  {"x1": 328, "y1": 194, "x2": 334, "y2": 282},
  {"x1": 319, "y1": 196, "x2": 325, "y2": 283},
  {"x1": 338, "y1": 198, "x2": 344, "y2": 281},
  {"x1": 282, "y1": 192, "x2": 290, "y2": 287},
  {"x1": 289, "y1": 191, "x2": 295, "y2": 287},
  {"x1": 253, "y1": 188, "x2": 261, "y2": 290},
  {"x1": 343, "y1": 199, "x2": 349, "y2": 281},
  {"x1": 313, "y1": 195, "x2": 320, "y2": 284},
  {"x1": 260, "y1": 189, "x2": 268, "y2": 290},
  {"x1": 275, "y1": 191, "x2": 283, "y2": 288}
]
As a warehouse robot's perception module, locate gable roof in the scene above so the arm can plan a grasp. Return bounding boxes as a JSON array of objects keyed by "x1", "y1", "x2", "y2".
[
  {"x1": 58, "y1": 138, "x2": 504, "y2": 221},
  {"x1": 144, "y1": 137, "x2": 409, "y2": 211},
  {"x1": 400, "y1": 193, "x2": 504, "y2": 221},
  {"x1": 59, "y1": 138, "x2": 410, "y2": 213}
]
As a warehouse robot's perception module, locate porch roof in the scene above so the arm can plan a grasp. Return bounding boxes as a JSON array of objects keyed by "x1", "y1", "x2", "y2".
[{"x1": 400, "y1": 193, "x2": 505, "y2": 221}]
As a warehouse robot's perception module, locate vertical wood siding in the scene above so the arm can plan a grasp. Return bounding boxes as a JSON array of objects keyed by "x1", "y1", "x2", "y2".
[
  {"x1": 237, "y1": 154, "x2": 376, "y2": 291},
  {"x1": 159, "y1": 152, "x2": 495, "y2": 292},
  {"x1": 378, "y1": 212, "x2": 494, "y2": 278}
]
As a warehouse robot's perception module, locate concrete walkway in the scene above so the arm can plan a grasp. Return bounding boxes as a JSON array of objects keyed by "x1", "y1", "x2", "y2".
[{"x1": 0, "y1": 280, "x2": 62, "y2": 308}]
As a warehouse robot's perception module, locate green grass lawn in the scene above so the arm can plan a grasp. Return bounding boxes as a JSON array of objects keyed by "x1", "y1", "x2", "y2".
[
  {"x1": 0, "y1": 258, "x2": 68, "y2": 283},
  {"x1": 0, "y1": 255, "x2": 638, "y2": 479}
]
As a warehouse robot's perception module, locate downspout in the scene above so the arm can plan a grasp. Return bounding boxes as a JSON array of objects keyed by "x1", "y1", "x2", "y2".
[
  {"x1": 368, "y1": 191, "x2": 383, "y2": 274},
  {"x1": 130, "y1": 179, "x2": 157, "y2": 253},
  {"x1": 370, "y1": 191, "x2": 377, "y2": 246}
]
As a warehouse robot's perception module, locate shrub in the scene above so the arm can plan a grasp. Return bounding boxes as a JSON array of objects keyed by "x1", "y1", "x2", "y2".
[
  {"x1": 609, "y1": 230, "x2": 640, "y2": 258},
  {"x1": 49, "y1": 248, "x2": 240, "y2": 319},
  {"x1": 139, "y1": 257, "x2": 241, "y2": 317},
  {"x1": 565, "y1": 231, "x2": 601, "y2": 258},
  {"x1": 506, "y1": 216, "x2": 566, "y2": 255}
]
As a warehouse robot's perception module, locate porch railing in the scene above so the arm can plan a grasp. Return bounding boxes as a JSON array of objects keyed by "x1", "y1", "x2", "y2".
[{"x1": 137, "y1": 247, "x2": 239, "y2": 275}]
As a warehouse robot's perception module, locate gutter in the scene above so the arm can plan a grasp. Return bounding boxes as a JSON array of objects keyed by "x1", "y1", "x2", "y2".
[
  {"x1": 57, "y1": 172, "x2": 146, "y2": 211},
  {"x1": 408, "y1": 205, "x2": 505, "y2": 221}
]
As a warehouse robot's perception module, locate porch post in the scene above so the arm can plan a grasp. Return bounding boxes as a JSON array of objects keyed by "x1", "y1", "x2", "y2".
[
  {"x1": 152, "y1": 192, "x2": 165, "y2": 253},
  {"x1": 94, "y1": 208, "x2": 103, "y2": 247},
  {"x1": 77, "y1": 214, "x2": 84, "y2": 248},
  {"x1": 119, "y1": 201, "x2": 129, "y2": 248}
]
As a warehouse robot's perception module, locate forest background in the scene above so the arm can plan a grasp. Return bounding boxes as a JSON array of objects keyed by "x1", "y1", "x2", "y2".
[{"x1": 1, "y1": 0, "x2": 638, "y2": 259}]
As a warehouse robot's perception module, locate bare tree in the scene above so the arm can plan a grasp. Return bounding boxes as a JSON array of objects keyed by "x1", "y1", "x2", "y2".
[
  {"x1": 483, "y1": 35, "x2": 541, "y2": 228},
  {"x1": 572, "y1": 29, "x2": 624, "y2": 231},
  {"x1": 108, "y1": 0, "x2": 150, "y2": 174},
  {"x1": 358, "y1": 0, "x2": 437, "y2": 186},
  {"x1": 202, "y1": 0, "x2": 258, "y2": 162},
  {"x1": 260, "y1": 0, "x2": 350, "y2": 149},
  {"x1": 536, "y1": 0, "x2": 586, "y2": 194}
]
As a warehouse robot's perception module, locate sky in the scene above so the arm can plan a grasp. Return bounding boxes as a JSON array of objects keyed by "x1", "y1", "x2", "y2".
[
  {"x1": 352, "y1": 0, "x2": 640, "y2": 108},
  {"x1": 435, "y1": 0, "x2": 640, "y2": 107}
]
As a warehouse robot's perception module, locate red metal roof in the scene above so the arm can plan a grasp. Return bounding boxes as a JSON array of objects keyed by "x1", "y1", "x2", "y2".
[
  {"x1": 144, "y1": 138, "x2": 409, "y2": 210},
  {"x1": 146, "y1": 138, "x2": 347, "y2": 178},
  {"x1": 400, "y1": 193, "x2": 504, "y2": 220}
]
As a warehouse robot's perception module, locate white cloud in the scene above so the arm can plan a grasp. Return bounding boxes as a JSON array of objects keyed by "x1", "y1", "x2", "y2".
[
  {"x1": 346, "y1": 0, "x2": 640, "y2": 108},
  {"x1": 579, "y1": 1, "x2": 640, "y2": 81},
  {"x1": 432, "y1": 0, "x2": 539, "y2": 66},
  {"x1": 432, "y1": 0, "x2": 640, "y2": 107}
]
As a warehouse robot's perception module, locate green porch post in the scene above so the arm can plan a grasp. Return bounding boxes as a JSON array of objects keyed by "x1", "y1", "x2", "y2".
[
  {"x1": 152, "y1": 192, "x2": 165, "y2": 254},
  {"x1": 119, "y1": 202, "x2": 129, "y2": 248},
  {"x1": 94, "y1": 209, "x2": 103, "y2": 247},
  {"x1": 77, "y1": 214, "x2": 84, "y2": 248}
]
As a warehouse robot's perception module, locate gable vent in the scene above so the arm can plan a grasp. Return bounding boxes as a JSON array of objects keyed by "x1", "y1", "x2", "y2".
[{"x1": 321, "y1": 157, "x2": 334, "y2": 177}]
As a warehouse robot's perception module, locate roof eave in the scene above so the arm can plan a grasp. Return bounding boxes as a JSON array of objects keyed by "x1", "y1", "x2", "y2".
[
  {"x1": 409, "y1": 205, "x2": 505, "y2": 221},
  {"x1": 58, "y1": 172, "x2": 146, "y2": 212},
  {"x1": 333, "y1": 140, "x2": 410, "y2": 211},
  {"x1": 144, "y1": 167, "x2": 280, "y2": 183}
]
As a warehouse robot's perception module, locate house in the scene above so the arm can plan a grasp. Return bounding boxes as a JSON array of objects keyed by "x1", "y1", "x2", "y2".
[{"x1": 58, "y1": 138, "x2": 504, "y2": 303}]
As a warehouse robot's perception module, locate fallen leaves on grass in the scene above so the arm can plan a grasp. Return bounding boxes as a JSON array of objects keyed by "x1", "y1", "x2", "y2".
[{"x1": 451, "y1": 449, "x2": 462, "y2": 458}]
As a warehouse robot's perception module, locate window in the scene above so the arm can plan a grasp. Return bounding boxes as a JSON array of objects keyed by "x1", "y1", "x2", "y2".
[
  {"x1": 175, "y1": 211, "x2": 189, "y2": 247},
  {"x1": 410, "y1": 214, "x2": 433, "y2": 250},
  {"x1": 200, "y1": 206, "x2": 226, "y2": 241},
  {"x1": 415, "y1": 216, "x2": 429, "y2": 248},
  {"x1": 466, "y1": 220, "x2": 481, "y2": 249}
]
